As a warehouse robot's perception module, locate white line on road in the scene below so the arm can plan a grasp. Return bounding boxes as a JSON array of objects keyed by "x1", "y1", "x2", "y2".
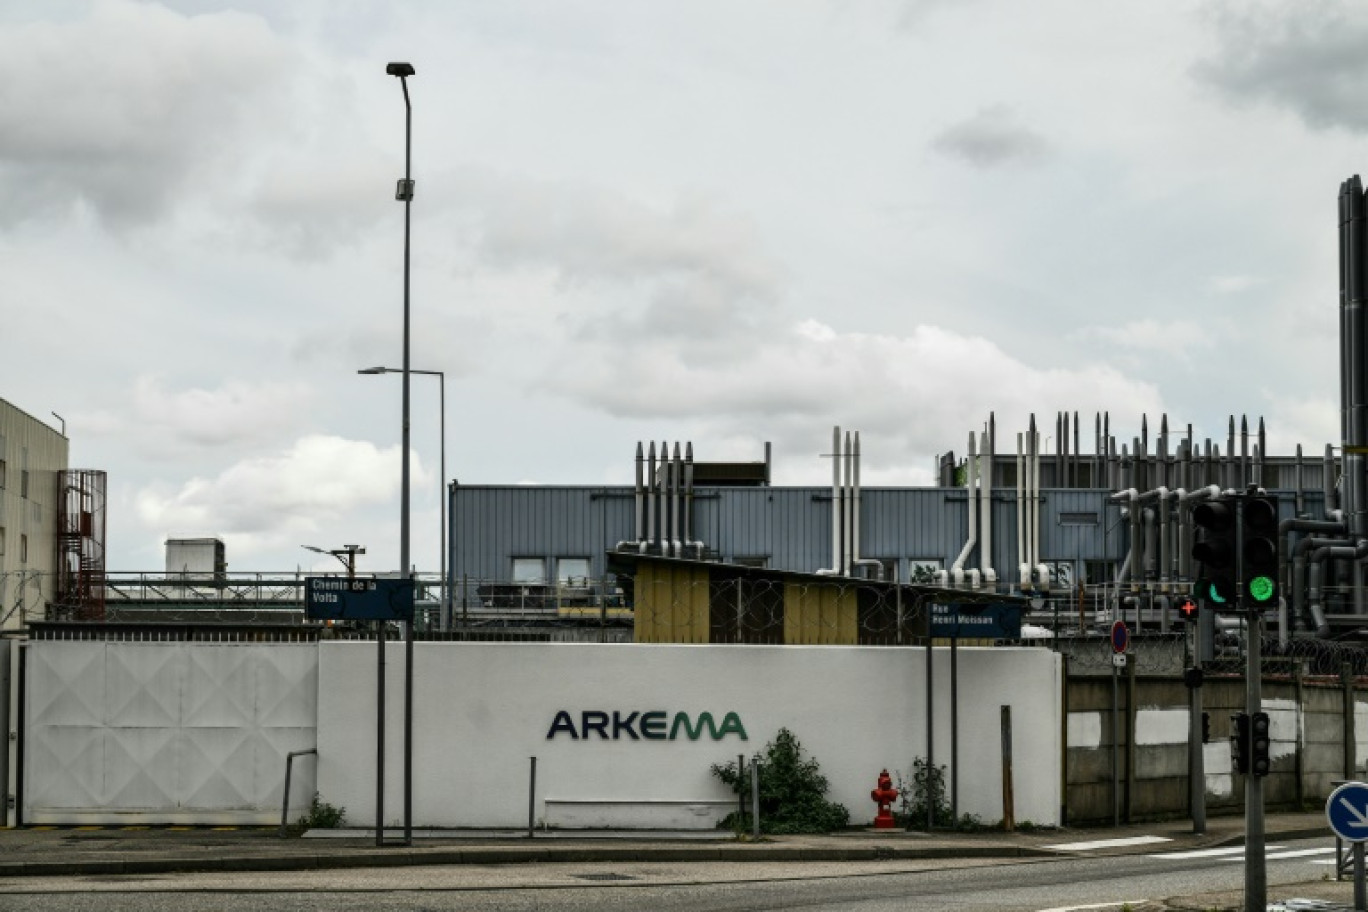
[
  {"x1": 1034, "y1": 902, "x2": 1151, "y2": 912},
  {"x1": 1043, "y1": 836, "x2": 1172, "y2": 851},
  {"x1": 1152, "y1": 846, "x2": 1278, "y2": 860},
  {"x1": 1222, "y1": 847, "x2": 1336, "y2": 862}
]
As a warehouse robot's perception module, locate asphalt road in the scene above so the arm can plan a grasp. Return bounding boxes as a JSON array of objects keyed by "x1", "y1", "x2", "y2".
[{"x1": 0, "y1": 836, "x2": 1351, "y2": 911}]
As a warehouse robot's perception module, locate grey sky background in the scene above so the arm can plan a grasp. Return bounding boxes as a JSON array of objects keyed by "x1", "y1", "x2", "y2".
[{"x1": 1, "y1": 0, "x2": 1361, "y2": 574}]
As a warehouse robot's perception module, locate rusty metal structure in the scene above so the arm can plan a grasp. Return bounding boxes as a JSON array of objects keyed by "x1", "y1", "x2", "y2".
[{"x1": 52, "y1": 469, "x2": 106, "y2": 621}]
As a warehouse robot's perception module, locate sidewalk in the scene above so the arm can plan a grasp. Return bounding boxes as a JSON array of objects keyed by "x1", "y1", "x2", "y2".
[{"x1": 0, "y1": 810, "x2": 1337, "y2": 879}]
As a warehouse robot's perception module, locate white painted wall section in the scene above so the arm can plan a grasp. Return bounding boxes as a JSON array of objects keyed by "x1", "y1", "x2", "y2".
[
  {"x1": 1135, "y1": 709, "x2": 1187, "y2": 745},
  {"x1": 1067, "y1": 712, "x2": 1101, "y2": 749},
  {"x1": 316, "y1": 642, "x2": 1063, "y2": 830}
]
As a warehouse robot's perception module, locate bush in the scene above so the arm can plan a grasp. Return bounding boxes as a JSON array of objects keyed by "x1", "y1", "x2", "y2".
[
  {"x1": 297, "y1": 792, "x2": 347, "y2": 829},
  {"x1": 711, "y1": 728, "x2": 850, "y2": 834},
  {"x1": 895, "y1": 758, "x2": 984, "y2": 831}
]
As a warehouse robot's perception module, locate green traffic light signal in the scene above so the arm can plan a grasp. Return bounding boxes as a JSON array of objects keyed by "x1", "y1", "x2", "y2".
[{"x1": 1241, "y1": 494, "x2": 1280, "y2": 608}]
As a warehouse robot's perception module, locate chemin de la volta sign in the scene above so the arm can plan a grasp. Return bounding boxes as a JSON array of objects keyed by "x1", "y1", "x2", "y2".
[{"x1": 547, "y1": 710, "x2": 748, "y2": 741}]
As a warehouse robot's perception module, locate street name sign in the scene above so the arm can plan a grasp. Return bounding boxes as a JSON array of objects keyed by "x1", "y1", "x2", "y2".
[
  {"x1": 305, "y1": 577, "x2": 414, "y2": 622},
  {"x1": 929, "y1": 602, "x2": 1023, "y2": 639}
]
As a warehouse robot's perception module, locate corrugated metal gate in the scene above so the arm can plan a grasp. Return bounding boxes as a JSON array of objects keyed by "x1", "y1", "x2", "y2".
[{"x1": 22, "y1": 640, "x2": 317, "y2": 825}]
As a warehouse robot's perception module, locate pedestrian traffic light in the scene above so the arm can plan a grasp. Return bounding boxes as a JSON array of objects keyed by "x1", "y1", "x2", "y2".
[
  {"x1": 1250, "y1": 711, "x2": 1271, "y2": 777},
  {"x1": 1231, "y1": 711, "x2": 1250, "y2": 774},
  {"x1": 1176, "y1": 597, "x2": 1199, "y2": 624},
  {"x1": 1242, "y1": 494, "x2": 1280, "y2": 608},
  {"x1": 1193, "y1": 497, "x2": 1237, "y2": 609},
  {"x1": 1183, "y1": 666, "x2": 1204, "y2": 689}
]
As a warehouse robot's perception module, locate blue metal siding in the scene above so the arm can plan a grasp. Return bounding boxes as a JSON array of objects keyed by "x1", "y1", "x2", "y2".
[{"x1": 451, "y1": 483, "x2": 1329, "y2": 590}]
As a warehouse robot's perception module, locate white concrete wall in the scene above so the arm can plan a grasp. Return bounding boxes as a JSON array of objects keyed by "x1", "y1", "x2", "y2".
[{"x1": 317, "y1": 642, "x2": 1062, "y2": 829}]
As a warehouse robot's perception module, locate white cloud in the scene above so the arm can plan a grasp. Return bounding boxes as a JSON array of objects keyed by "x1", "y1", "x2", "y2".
[
  {"x1": 0, "y1": 0, "x2": 293, "y2": 228},
  {"x1": 134, "y1": 434, "x2": 427, "y2": 561}
]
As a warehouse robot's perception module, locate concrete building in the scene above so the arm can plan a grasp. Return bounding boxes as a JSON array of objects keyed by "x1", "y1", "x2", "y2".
[{"x1": 0, "y1": 399, "x2": 70, "y2": 630}]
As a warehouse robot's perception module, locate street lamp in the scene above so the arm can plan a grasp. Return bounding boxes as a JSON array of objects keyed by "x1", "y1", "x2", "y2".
[
  {"x1": 359, "y1": 366, "x2": 447, "y2": 630},
  {"x1": 302, "y1": 544, "x2": 365, "y2": 579},
  {"x1": 385, "y1": 59, "x2": 415, "y2": 850}
]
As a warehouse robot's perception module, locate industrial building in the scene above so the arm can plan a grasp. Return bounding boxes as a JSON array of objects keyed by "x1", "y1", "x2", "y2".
[{"x1": 0, "y1": 399, "x2": 104, "y2": 630}]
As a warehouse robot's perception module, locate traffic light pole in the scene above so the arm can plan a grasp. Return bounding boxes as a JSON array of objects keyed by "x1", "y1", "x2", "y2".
[{"x1": 1244, "y1": 613, "x2": 1266, "y2": 912}]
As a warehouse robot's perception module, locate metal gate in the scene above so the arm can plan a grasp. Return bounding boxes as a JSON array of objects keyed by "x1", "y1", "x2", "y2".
[{"x1": 22, "y1": 640, "x2": 317, "y2": 825}]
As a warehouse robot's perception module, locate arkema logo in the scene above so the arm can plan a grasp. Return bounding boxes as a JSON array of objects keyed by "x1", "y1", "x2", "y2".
[{"x1": 546, "y1": 710, "x2": 748, "y2": 741}]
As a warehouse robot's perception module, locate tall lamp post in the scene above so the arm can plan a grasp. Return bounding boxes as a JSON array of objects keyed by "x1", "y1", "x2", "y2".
[
  {"x1": 385, "y1": 59, "x2": 416, "y2": 849},
  {"x1": 359, "y1": 366, "x2": 447, "y2": 630}
]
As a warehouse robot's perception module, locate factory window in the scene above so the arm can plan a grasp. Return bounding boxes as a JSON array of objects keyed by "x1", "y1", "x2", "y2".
[
  {"x1": 0, "y1": 526, "x2": 5, "y2": 556},
  {"x1": 21, "y1": 469, "x2": 29, "y2": 499},
  {"x1": 20, "y1": 534, "x2": 27, "y2": 564},
  {"x1": 0, "y1": 458, "x2": 6, "y2": 489},
  {"x1": 733, "y1": 556, "x2": 768, "y2": 569},
  {"x1": 556, "y1": 558, "x2": 592, "y2": 586},
  {"x1": 511, "y1": 558, "x2": 545, "y2": 584},
  {"x1": 906, "y1": 559, "x2": 943, "y2": 585},
  {"x1": 861, "y1": 558, "x2": 897, "y2": 582}
]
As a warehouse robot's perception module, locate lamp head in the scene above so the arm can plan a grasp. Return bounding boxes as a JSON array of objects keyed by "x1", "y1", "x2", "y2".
[
  {"x1": 386, "y1": 62, "x2": 416, "y2": 77},
  {"x1": 358, "y1": 366, "x2": 389, "y2": 375}
]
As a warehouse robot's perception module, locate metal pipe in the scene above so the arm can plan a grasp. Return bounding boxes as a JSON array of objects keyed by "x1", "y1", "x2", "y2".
[{"x1": 278, "y1": 748, "x2": 318, "y2": 837}]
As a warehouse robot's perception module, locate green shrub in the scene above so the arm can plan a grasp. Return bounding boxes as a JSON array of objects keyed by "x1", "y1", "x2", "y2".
[
  {"x1": 711, "y1": 728, "x2": 850, "y2": 834},
  {"x1": 895, "y1": 758, "x2": 985, "y2": 831},
  {"x1": 297, "y1": 792, "x2": 346, "y2": 829}
]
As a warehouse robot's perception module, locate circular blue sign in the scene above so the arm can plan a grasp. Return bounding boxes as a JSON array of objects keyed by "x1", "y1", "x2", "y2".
[
  {"x1": 1110, "y1": 621, "x2": 1130, "y2": 655},
  {"x1": 1327, "y1": 782, "x2": 1368, "y2": 842}
]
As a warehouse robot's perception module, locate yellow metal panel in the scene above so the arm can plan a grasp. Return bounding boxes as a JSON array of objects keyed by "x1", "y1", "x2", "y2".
[
  {"x1": 784, "y1": 582, "x2": 856, "y2": 645},
  {"x1": 633, "y1": 562, "x2": 710, "y2": 643}
]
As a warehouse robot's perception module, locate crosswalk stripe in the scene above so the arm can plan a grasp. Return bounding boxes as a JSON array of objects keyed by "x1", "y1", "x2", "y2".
[
  {"x1": 1044, "y1": 835, "x2": 1173, "y2": 851},
  {"x1": 1153, "y1": 846, "x2": 1261, "y2": 859},
  {"x1": 1248, "y1": 848, "x2": 1336, "y2": 862}
]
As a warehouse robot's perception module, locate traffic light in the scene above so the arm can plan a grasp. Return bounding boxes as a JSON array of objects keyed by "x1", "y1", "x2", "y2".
[
  {"x1": 1201, "y1": 711, "x2": 1210, "y2": 744},
  {"x1": 1242, "y1": 494, "x2": 1280, "y2": 608},
  {"x1": 1183, "y1": 666, "x2": 1204, "y2": 689},
  {"x1": 1176, "y1": 597, "x2": 1199, "y2": 624},
  {"x1": 1193, "y1": 497, "x2": 1237, "y2": 609},
  {"x1": 1231, "y1": 711, "x2": 1250, "y2": 774},
  {"x1": 1250, "y1": 711, "x2": 1271, "y2": 777}
]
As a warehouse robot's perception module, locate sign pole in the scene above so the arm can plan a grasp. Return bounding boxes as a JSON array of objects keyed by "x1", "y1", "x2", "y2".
[
  {"x1": 376, "y1": 619, "x2": 386, "y2": 846},
  {"x1": 1357, "y1": 841, "x2": 1366, "y2": 912},
  {"x1": 1326, "y1": 781, "x2": 1368, "y2": 911},
  {"x1": 1244, "y1": 611, "x2": 1265, "y2": 912}
]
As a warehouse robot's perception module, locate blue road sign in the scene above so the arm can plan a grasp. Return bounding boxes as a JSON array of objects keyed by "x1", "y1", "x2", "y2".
[
  {"x1": 305, "y1": 577, "x2": 414, "y2": 621},
  {"x1": 1327, "y1": 782, "x2": 1368, "y2": 842}
]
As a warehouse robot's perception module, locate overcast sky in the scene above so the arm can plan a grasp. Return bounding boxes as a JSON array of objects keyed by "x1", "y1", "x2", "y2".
[{"x1": 2, "y1": 0, "x2": 1363, "y2": 575}]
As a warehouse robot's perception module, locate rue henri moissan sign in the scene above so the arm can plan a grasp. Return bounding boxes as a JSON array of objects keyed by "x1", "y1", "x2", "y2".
[{"x1": 547, "y1": 710, "x2": 748, "y2": 741}]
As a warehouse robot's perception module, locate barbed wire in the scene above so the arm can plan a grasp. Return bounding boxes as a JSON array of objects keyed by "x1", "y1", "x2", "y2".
[{"x1": 11, "y1": 570, "x2": 1368, "y2": 670}]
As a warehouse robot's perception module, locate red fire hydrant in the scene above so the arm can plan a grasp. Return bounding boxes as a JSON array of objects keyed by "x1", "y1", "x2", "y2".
[{"x1": 870, "y1": 769, "x2": 898, "y2": 829}]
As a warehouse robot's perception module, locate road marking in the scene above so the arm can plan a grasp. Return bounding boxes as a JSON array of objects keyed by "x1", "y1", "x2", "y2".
[
  {"x1": 1152, "y1": 846, "x2": 1261, "y2": 859},
  {"x1": 1035, "y1": 903, "x2": 1150, "y2": 912},
  {"x1": 1231, "y1": 847, "x2": 1336, "y2": 862},
  {"x1": 1043, "y1": 835, "x2": 1172, "y2": 851}
]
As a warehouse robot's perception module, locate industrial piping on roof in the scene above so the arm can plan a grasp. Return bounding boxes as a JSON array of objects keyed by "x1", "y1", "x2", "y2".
[
  {"x1": 851, "y1": 432, "x2": 885, "y2": 580},
  {"x1": 951, "y1": 431, "x2": 978, "y2": 589},
  {"x1": 644, "y1": 441, "x2": 657, "y2": 554},
  {"x1": 683, "y1": 443, "x2": 706, "y2": 559},
  {"x1": 979, "y1": 424, "x2": 997, "y2": 590},
  {"x1": 670, "y1": 442, "x2": 683, "y2": 558},
  {"x1": 817, "y1": 426, "x2": 843, "y2": 576},
  {"x1": 616, "y1": 442, "x2": 647, "y2": 553}
]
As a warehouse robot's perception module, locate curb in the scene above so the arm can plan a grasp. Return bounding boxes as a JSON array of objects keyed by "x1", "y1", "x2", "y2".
[{"x1": 0, "y1": 842, "x2": 1061, "y2": 878}]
